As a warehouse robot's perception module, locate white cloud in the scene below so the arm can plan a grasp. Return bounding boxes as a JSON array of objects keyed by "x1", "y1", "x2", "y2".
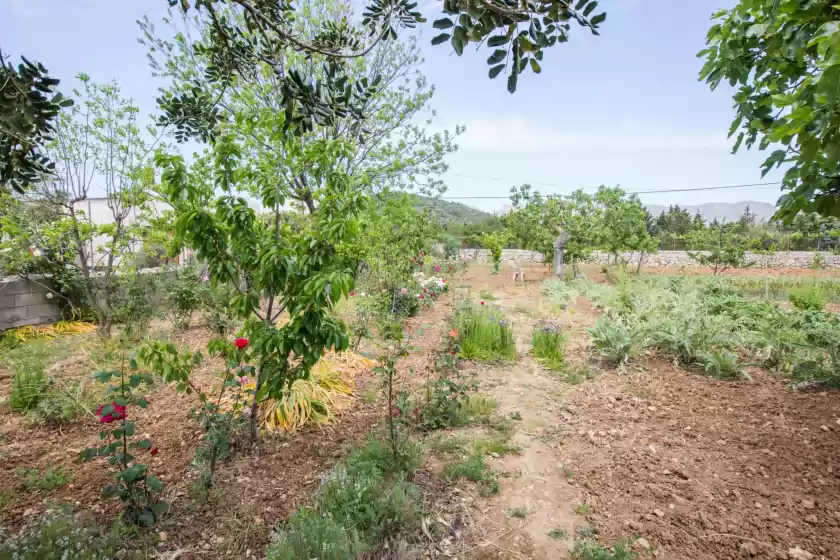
[{"x1": 453, "y1": 116, "x2": 731, "y2": 152}]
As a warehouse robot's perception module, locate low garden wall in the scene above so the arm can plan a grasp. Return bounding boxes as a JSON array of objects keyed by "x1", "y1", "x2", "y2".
[
  {"x1": 459, "y1": 248, "x2": 840, "y2": 269},
  {"x1": 0, "y1": 276, "x2": 63, "y2": 330}
]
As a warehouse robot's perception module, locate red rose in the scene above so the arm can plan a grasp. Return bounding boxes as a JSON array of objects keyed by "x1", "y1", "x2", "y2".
[
  {"x1": 392, "y1": 407, "x2": 400, "y2": 417},
  {"x1": 350, "y1": 291, "x2": 355, "y2": 296},
  {"x1": 150, "y1": 447, "x2": 159, "y2": 456},
  {"x1": 480, "y1": 301, "x2": 485, "y2": 306},
  {"x1": 234, "y1": 337, "x2": 248, "y2": 349},
  {"x1": 96, "y1": 402, "x2": 127, "y2": 424},
  {"x1": 419, "y1": 294, "x2": 424, "y2": 299}
]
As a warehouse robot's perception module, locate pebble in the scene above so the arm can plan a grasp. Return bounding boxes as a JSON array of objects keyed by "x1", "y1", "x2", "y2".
[
  {"x1": 804, "y1": 515, "x2": 818, "y2": 524},
  {"x1": 653, "y1": 509, "x2": 665, "y2": 517},
  {"x1": 739, "y1": 541, "x2": 758, "y2": 557},
  {"x1": 820, "y1": 425, "x2": 830, "y2": 432},
  {"x1": 634, "y1": 537, "x2": 652, "y2": 551},
  {"x1": 788, "y1": 548, "x2": 814, "y2": 560},
  {"x1": 801, "y1": 499, "x2": 815, "y2": 510},
  {"x1": 158, "y1": 532, "x2": 168, "y2": 542}
]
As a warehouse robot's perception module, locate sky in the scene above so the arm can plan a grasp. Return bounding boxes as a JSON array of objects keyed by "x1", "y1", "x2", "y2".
[{"x1": 0, "y1": 0, "x2": 787, "y2": 213}]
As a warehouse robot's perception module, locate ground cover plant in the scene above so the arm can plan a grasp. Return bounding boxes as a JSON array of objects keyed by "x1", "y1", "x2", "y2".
[
  {"x1": 579, "y1": 275, "x2": 840, "y2": 384},
  {"x1": 455, "y1": 302, "x2": 516, "y2": 362},
  {"x1": 531, "y1": 320, "x2": 566, "y2": 370}
]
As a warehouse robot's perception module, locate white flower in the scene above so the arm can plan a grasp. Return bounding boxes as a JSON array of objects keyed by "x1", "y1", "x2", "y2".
[{"x1": 32, "y1": 249, "x2": 42, "y2": 258}]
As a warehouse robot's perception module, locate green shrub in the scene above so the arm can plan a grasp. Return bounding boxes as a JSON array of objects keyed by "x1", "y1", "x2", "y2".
[
  {"x1": 588, "y1": 318, "x2": 638, "y2": 366},
  {"x1": 165, "y1": 264, "x2": 203, "y2": 330},
  {"x1": 531, "y1": 323, "x2": 566, "y2": 370},
  {"x1": 571, "y1": 539, "x2": 639, "y2": 560},
  {"x1": 202, "y1": 282, "x2": 236, "y2": 335},
  {"x1": 113, "y1": 272, "x2": 157, "y2": 339},
  {"x1": 16, "y1": 463, "x2": 73, "y2": 491},
  {"x1": 443, "y1": 235, "x2": 461, "y2": 260},
  {"x1": 11, "y1": 369, "x2": 48, "y2": 411},
  {"x1": 444, "y1": 453, "x2": 499, "y2": 496},
  {"x1": 0, "y1": 507, "x2": 123, "y2": 559},
  {"x1": 700, "y1": 349, "x2": 743, "y2": 379},
  {"x1": 789, "y1": 284, "x2": 825, "y2": 311},
  {"x1": 456, "y1": 304, "x2": 515, "y2": 362},
  {"x1": 542, "y1": 279, "x2": 579, "y2": 309},
  {"x1": 266, "y1": 509, "x2": 366, "y2": 560},
  {"x1": 267, "y1": 437, "x2": 422, "y2": 559}
]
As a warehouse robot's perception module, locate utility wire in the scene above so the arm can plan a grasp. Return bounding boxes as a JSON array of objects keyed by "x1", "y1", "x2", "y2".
[{"x1": 438, "y1": 180, "x2": 784, "y2": 200}]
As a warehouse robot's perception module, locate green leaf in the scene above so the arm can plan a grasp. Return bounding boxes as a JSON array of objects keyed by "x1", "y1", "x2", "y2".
[
  {"x1": 489, "y1": 64, "x2": 505, "y2": 79},
  {"x1": 452, "y1": 26, "x2": 467, "y2": 55},
  {"x1": 487, "y1": 35, "x2": 509, "y2": 47},
  {"x1": 487, "y1": 49, "x2": 506, "y2": 64},
  {"x1": 507, "y1": 71, "x2": 518, "y2": 94},
  {"x1": 591, "y1": 12, "x2": 606, "y2": 25},
  {"x1": 135, "y1": 397, "x2": 150, "y2": 409},
  {"x1": 529, "y1": 58, "x2": 542, "y2": 74},
  {"x1": 146, "y1": 475, "x2": 164, "y2": 492},
  {"x1": 431, "y1": 33, "x2": 451, "y2": 46},
  {"x1": 433, "y1": 18, "x2": 454, "y2": 29},
  {"x1": 583, "y1": 1, "x2": 598, "y2": 17}
]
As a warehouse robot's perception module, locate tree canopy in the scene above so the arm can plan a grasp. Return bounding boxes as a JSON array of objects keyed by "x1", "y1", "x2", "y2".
[{"x1": 699, "y1": 0, "x2": 840, "y2": 220}]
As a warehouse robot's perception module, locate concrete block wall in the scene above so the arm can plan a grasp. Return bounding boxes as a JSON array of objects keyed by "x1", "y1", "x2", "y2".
[{"x1": 0, "y1": 276, "x2": 62, "y2": 330}]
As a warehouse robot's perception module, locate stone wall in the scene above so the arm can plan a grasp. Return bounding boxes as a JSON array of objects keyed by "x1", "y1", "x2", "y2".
[
  {"x1": 459, "y1": 248, "x2": 840, "y2": 270},
  {"x1": 0, "y1": 276, "x2": 62, "y2": 330},
  {"x1": 584, "y1": 250, "x2": 840, "y2": 269}
]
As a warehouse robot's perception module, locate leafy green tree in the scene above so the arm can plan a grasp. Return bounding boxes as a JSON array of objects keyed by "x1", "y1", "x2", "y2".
[
  {"x1": 480, "y1": 231, "x2": 509, "y2": 274},
  {"x1": 594, "y1": 186, "x2": 657, "y2": 267},
  {"x1": 699, "y1": 0, "x2": 840, "y2": 219},
  {"x1": 1, "y1": 76, "x2": 158, "y2": 337},
  {"x1": 656, "y1": 205, "x2": 694, "y2": 250},
  {"x1": 686, "y1": 224, "x2": 750, "y2": 275},
  {"x1": 506, "y1": 185, "x2": 600, "y2": 270}
]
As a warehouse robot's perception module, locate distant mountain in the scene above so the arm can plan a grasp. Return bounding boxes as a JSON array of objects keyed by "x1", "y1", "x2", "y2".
[
  {"x1": 645, "y1": 201, "x2": 777, "y2": 223},
  {"x1": 413, "y1": 195, "x2": 493, "y2": 225}
]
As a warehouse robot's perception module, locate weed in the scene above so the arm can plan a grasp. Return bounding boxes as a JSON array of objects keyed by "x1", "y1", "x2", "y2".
[
  {"x1": 548, "y1": 528, "x2": 568, "y2": 540},
  {"x1": 11, "y1": 368, "x2": 48, "y2": 411},
  {"x1": 542, "y1": 279, "x2": 579, "y2": 309},
  {"x1": 267, "y1": 508, "x2": 365, "y2": 560},
  {"x1": 472, "y1": 435, "x2": 519, "y2": 457},
  {"x1": 571, "y1": 539, "x2": 639, "y2": 560},
  {"x1": 509, "y1": 411, "x2": 522, "y2": 421},
  {"x1": 531, "y1": 323, "x2": 566, "y2": 370},
  {"x1": 219, "y1": 507, "x2": 270, "y2": 556},
  {"x1": 575, "y1": 525, "x2": 596, "y2": 539},
  {"x1": 444, "y1": 454, "x2": 499, "y2": 496},
  {"x1": 455, "y1": 304, "x2": 516, "y2": 362},
  {"x1": 512, "y1": 304, "x2": 536, "y2": 317},
  {"x1": 459, "y1": 395, "x2": 498, "y2": 421},
  {"x1": 16, "y1": 463, "x2": 73, "y2": 491},
  {"x1": 789, "y1": 284, "x2": 825, "y2": 311},
  {"x1": 507, "y1": 507, "x2": 528, "y2": 518},
  {"x1": 562, "y1": 362, "x2": 597, "y2": 384},
  {"x1": 562, "y1": 465, "x2": 575, "y2": 478},
  {"x1": 479, "y1": 290, "x2": 497, "y2": 301},
  {"x1": 574, "y1": 503, "x2": 592, "y2": 516},
  {"x1": 588, "y1": 318, "x2": 638, "y2": 366},
  {"x1": 429, "y1": 436, "x2": 465, "y2": 455},
  {"x1": 0, "y1": 507, "x2": 125, "y2": 559},
  {"x1": 700, "y1": 349, "x2": 744, "y2": 379},
  {"x1": 361, "y1": 389, "x2": 378, "y2": 404}
]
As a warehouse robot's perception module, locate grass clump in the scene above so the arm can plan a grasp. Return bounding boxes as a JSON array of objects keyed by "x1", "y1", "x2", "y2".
[
  {"x1": 455, "y1": 303, "x2": 516, "y2": 362},
  {"x1": 458, "y1": 395, "x2": 498, "y2": 422},
  {"x1": 16, "y1": 463, "x2": 73, "y2": 491},
  {"x1": 0, "y1": 507, "x2": 124, "y2": 559},
  {"x1": 507, "y1": 507, "x2": 527, "y2": 518},
  {"x1": 574, "y1": 503, "x2": 592, "y2": 516},
  {"x1": 444, "y1": 453, "x2": 499, "y2": 496},
  {"x1": 266, "y1": 437, "x2": 421, "y2": 560},
  {"x1": 789, "y1": 284, "x2": 825, "y2": 311},
  {"x1": 561, "y1": 362, "x2": 597, "y2": 384},
  {"x1": 571, "y1": 539, "x2": 639, "y2": 560},
  {"x1": 548, "y1": 528, "x2": 568, "y2": 540},
  {"x1": 531, "y1": 322, "x2": 566, "y2": 370},
  {"x1": 478, "y1": 290, "x2": 497, "y2": 301}
]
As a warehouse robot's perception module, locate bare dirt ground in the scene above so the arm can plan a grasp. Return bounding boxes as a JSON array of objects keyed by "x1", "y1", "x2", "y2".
[{"x1": 445, "y1": 262, "x2": 840, "y2": 560}]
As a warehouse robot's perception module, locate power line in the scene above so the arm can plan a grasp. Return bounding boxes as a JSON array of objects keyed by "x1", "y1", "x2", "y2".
[{"x1": 439, "y1": 180, "x2": 784, "y2": 200}]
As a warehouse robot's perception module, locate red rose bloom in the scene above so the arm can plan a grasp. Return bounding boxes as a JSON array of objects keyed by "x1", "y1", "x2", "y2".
[
  {"x1": 350, "y1": 291, "x2": 355, "y2": 296},
  {"x1": 96, "y1": 402, "x2": 127, "y2": 424},
  {"x1": 150, "y1": 447, "x2": 159, "y2": 456},
  {"x1": 480, "y1": 301, "x2": 485, "y2": 306},
  {"x1": 234, "y1": 337, "x2": 248, "y2": 349}
]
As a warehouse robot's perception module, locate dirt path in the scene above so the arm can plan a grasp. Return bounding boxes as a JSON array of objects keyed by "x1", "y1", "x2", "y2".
[{"x1": 456, "y1": 268, "x2": 599, "y2": 559}]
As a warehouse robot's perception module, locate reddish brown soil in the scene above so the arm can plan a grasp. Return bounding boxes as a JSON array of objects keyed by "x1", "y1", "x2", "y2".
[
  {"x1": 564, "y1": 358, "x2": 840, "y2": 560},
  {"x1": 0, "y1": 295, "x2": 454, "y2": 557}
]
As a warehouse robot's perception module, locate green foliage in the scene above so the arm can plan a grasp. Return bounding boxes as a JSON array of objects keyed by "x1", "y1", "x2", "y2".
[
  {"x1": 420, "y1": 336, "x2": 479, "y2": 430},
  {"x1": 444, "y1": 453, "x2": 499, "y2": 496},
  {"x1": 455, "y1": 303, "x2": 516, "y2": 362},
  {"x1": 481, "y1": 231, "x2": 508, "y2": 274},
  {"x1": 595, "y1": 186, "x2": 658, "y2": 266},
  {"x1": 11, "y1": 367, "x2": 48, "y2": 411},
  {"x1": 165, "y1": 264, "x2": 203, "y2": 330},
  {"x1": 686, "y1": 225, "x2": 750, "y2": 275},
  {"x1": 0, "y1": 507, "x2": 123, "y2": 560},
  {"x1": 201, "y1": 282, "x2": 236, "y2": 335},
  {"x1": 16, "y1": 463, "x2": 72, "y2": 491},
  {"x1": 0, "y1": 52, "x2": 73, "y2": 194},
  {"x1": 542, "y1": 278, "x2": 580, "y2": 310},
  {"x1": 531, "y1": 322, "x2": 566, "y2": 370},
  {"x1": 700, "y1": 349, "x2": 743, "y2": 380},
  {"x1": 698, "y1": 1, "x2": 840, "y2": 219},
  {"x1": 267, "y1": 437, "x2": 421, "y2": 560},
  {"x1": 442, "y1": 234, "x2": 461, "y2": 260},
  {"x1": 548, "y1": 528, "x2": 569, "y2": 540},
  {"x1": 82, "y1": 358, "x2": 167, "y2": 527},
  {"x1": 113, "y1": 272, "x2": 157, "y2": 340},
  {"x1": 789, "y1": 284, "x2": 825, "y2": 311},
  {"x1": 588, "y1": 318, "x2": 638, "y2": 366},
  {"x1": 571, "y1": 539, "x2": 639, "y2": 560}
]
